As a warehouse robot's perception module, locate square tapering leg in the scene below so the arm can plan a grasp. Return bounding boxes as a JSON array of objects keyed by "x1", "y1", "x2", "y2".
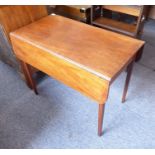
[
  {"x1": 98, "y1": 103, "x2": 105, "y2": 136},
  {"x1": 122, "y1": 61, "x2": 134, "y2": 103},
  {"x1": 20, "y1": 61, "x2": 38, "y2": 95}
]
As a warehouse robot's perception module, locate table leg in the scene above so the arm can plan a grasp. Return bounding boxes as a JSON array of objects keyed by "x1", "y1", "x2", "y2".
[
  {"x1": 135, "y1": 45, "x2": 144, "y2": 62},
  {"x1": 122, "y1": 61, "x2": 134, "y2": 103},
  {"x1": 20, "y1": 61, "x2": 38, "y2": 95},
  {"x1": 98, "y1": 103, "x2": 105, "y2": 136}
]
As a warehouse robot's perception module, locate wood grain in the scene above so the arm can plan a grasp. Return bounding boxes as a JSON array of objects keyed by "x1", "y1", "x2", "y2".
[
  {"x1": 122, "y1": 60, "x2": 134, "y2": 103},
  {"x1": 0, "y1": 6, "x2": 48, "y2": 75},
  {"x1": 10, "y1": 36, "x2": 109, "y2": 103},
  {"x1": 54, "y1": 5, "x2": 86, "y2": 19},
  {"x1": 10, "y1": 15, "x2": 144, "y2": 82},
  {"x1": 10, "y1": 15, "x2": 145, "y2": 136},
  {"x1": 0, "y1": 5, "x2": 48, "y2": 42},
  {"x1": 102, "y1": 5, "x2": 141, "y2": 17},
  {"x1": 93, "y1": 17, "x2": 136, "y2": 34}
]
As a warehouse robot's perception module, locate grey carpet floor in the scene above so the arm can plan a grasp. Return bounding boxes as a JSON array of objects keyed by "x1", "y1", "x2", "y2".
[{"x1": 0, "y1": 19, "x2": 155, "y2": 149}]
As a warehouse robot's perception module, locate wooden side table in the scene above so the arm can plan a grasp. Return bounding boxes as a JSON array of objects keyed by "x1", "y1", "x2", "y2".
[{"x1": 10, "y1": 15, "x2": 144, "y2": 136}]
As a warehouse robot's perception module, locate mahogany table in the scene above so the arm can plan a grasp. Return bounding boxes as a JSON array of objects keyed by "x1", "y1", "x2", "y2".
[{"x1": 10, "y1": 15, "x2": 144, "y2": 136}]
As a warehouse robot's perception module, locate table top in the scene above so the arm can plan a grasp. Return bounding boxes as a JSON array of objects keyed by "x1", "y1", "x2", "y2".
[{"x1": 10, "y1": 15, "x2": 144, "y2": 81}]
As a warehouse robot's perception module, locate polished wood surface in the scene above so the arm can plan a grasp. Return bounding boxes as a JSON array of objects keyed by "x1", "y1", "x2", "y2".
[
  {"x1": 10, "y1": 36, "x2": 109, "y2": 103},
  {"x1": 93, "y1": 17, "x2": 136, "y2": 34},
  {"x1": 0, "y1": 6, "x2": 48, "y2": 78},
  {"x1": 0, "y1": 5, "x2": 48, "y2": 42},
  {"x1": 10, "y1": 15, "x2": 144, "y2": 82},
  {"x1": 53, "y1": 5, "x2": 90, "y2": 21},
  {"x1": 10, "y1": 15, "x2": 144, "y2": 136},
  {"x1": 102, "y1": 5, "x2": 141, "y2": 17}
]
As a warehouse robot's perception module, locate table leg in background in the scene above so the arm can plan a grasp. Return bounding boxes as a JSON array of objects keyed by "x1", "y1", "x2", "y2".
[
  {"x1": 122, "y1": 61, "x2": 134, "y2": 103},
  {"x1": 20, "y1": 61, "x2": 38, "y2": 95}
]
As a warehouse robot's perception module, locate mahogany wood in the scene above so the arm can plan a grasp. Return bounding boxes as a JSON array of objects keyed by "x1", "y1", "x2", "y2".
[
  {"x1": 0, "y1": 5, "x2": 48, "y2": 42},
  {"x1": 98, "y1": 104, "x2": 105, "y2": 136},
  {"x1": 122, "y1": 60, "x2": 134, "y2": 103},
  {"x1": 10, "y1": 36, "x2": 109, "y2": 103},
  {"x1": 20, "y1": 61, "x2": 38, "y2": 95},
  {"x1": 0, "y1": 5, "x2": 48, "y2": 82},
  {"x1": 135, "y1": 45, "x2": 145, "y2": 61},
  {"x1": 10, "y1": 15, "x2": 144, "y2": 136},
  {"x1": 93, "y1": 17, "x2": 136, "y2": 36},
  {"x1": 10, "y1": 15, "x2": 144, "y2": 82},
  {"x1": 102, "y1": 5, "x2": 141, "y2": 17},
  {"x1": 91, "y1": 5, "x2": 147, "y2": 38},
  {"x1": 52, "y1": 5, "x2": 91, "y2": 23}
]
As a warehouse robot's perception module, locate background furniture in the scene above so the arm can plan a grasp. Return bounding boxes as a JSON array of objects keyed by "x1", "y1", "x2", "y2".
[
  {"x1": 0, "y1": 6, "x2": 48, "y2": 78},
  {"x1": 91, "y1": 5, "x2": 150, "y2": 38},
  {"x1": 49, "y1": 5, "x2": 91, "y2": 23},
  {"x1": 149, "y1": 5, "x2": 155, "y2": 19}
]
